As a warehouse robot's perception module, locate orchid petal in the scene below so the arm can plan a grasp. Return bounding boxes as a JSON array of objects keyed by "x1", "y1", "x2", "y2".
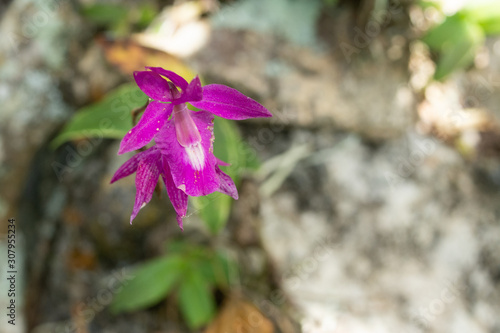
[
  {"x1": 156, "y1": 111, "x2": 220, "y2": 196},
  {"x1": 216, "y1": 158, "x2": 231, "y2": 167},
  {"x1": 146, "y1": 67, "x2": 189, "y2": 91},
  {"x1": 161, "y1": 156, "x2": 188, "y2": 230},
  {"x1": 110, "y1": 153, "x2": 141, "y2": 184},
  {"x1": 173, "y1": 76, "x2": 203, "y2": 105},
  {"x1": 134, "y1": 71, "x2": 173, "y2": 102},
  {"x1": 216, "y1": 167, "x2": 238, "y2": 199},
  {"x1": 118, "y1": 102, "x2": 173, "y2": 155},
  {"x1": 191, "y1": 84, "x2": 272, "y2": 120},
  {"x1": 130, "y1": 150, "x2": 161, "y2": 224},
  {"x1": 112, "y1": 146, "x2": 160, "y2": 183}
]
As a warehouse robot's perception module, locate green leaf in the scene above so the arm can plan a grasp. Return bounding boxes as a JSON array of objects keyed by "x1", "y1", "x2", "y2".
[
  {"x1": 165, "y1": 239, "x2": 190, "y2": 255},
  {"x1": 213, "y1": 117, "x2": 260, "y2": 175},
  {"x1": 434, "y1": 20, "x2": 484, "y2": 80},
  {"x1": 192, "y1": 252, "x2": 233, "y2": 287},
  {"x1": 465, "y1": 3, "x2": 500, "y2": 22},
  {"x1": 462, "y1": 1, "x2": 500, "y2": 34},
  {"x1": 478, "y1": 18, "x2": 500, "y2": 34},
  {"x1": 82, "y1": 4, "x2": 129, "y2": 26},
  {"x1": 322, "y1": 0, "x2": 338, "y2": 6},
  {"x1": 190, "y1": 117, "x2": 260, "y2": 234},
  {"x1": 110, "y1": 255, "x2": 184, "y2": 313},
  {"x1": 212, "y1": 250, "x2": 238, "y2": 288},
  {"x1": 192, "y1": 192, "x2": 233, "y2": 234},
  {"x1": 51, "y1": 83, "x2": 148, "y2": 149},
  {"x1": 197, "y1": 258, "x2": 217, "y2": 286},
  {"x1": 163, "y1": 241, "x2": 236, "y2": 288},
  {"x1": 179, "y1": 270, "x2": 216, "y2": 329},
  {"x1": 137, "y1": 4, "x2": 158, "y2": 28},
  {"x1": 418, "y1": 1, "x2": 442, "y2": 11},
  {"x1": 422, "y1": 14, "x2": 468, "y2": 52}
]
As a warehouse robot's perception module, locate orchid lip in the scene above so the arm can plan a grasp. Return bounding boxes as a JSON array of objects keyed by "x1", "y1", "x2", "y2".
[
  {"x1": 185, "y1": 143, "x2": 205, "y2": 171},
  {"x1": 173, "y1": 103, "x2": 205, "y2": 170},
  {"x1": 173, "y1": 103, "x2": 202, "y2": 147}
]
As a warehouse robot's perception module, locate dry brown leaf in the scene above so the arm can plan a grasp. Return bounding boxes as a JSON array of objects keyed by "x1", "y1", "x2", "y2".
[
  {"x1": 205, "y1": 296, "x2": 274, "y2": 333},
  {"x1": 97, "y1": 37, "x2": 195, "y2": 80},
  {"x1": 67, "y1": 248, "x2": 97, "y2": 271}
]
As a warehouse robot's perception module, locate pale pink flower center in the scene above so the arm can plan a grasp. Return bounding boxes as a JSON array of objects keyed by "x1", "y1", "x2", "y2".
[{"x1": 173, "y1": 103, "x2": 204, "y2": 170}]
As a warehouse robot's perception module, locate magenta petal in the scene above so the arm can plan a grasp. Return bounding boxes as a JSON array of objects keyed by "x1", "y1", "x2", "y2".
[
  {"x1": 161, "y1": 156, "x2": 188, "y2": 230},
  {"x1": 112, "y1": 145, "x2": 160, "y2": 183},
  {"x1": 146, "y1": 67, "x2": 189, "y2": 91},
  {"x1": 173, "y1": 76, "x2": 203, "y2": 104},
  {"x1": 110, "y1": 153, "x2": 141, "y2": 183},
  {"x1": 134, "y1": 71, "x2": 173, "y2": 101},
  {"x1": 216, "y1": 167, "x2": 238, "y2": 200},
  {"x1": 156, "y1": 111, "x2": 220, "y2": 196},
  {"x1": 118, "y1": 102, "x2": 173, "y2": 155},
  {"x1": 172, "y1": 104, "x2": 202, "y2": 147},
  {"x1": 130, "y1": 151, "x2": 161, "y2": 224},
  {"x1": 216, "y1": 158, "x2": 231, "y2": 167},
  {"x1": 190, "y1": 84, "x2": 272, "y2": 120}
]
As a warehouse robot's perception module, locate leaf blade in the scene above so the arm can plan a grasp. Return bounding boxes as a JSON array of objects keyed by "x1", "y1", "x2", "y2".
[
  {"x1": 190, "y1": 116, "x2": 260, "y2": 234},
  {"x1": 110, "y1": 254, "x2": 184, "y2": 313},
  {"x1": 179, "y1": 270, "x2": 216, "y2": 329},
  {"x1": 51, "y1": 83, "x2": 148, "y2": 149},
  {"x1": 433, "y1": 20, "x2": 484, "y2": 80}
]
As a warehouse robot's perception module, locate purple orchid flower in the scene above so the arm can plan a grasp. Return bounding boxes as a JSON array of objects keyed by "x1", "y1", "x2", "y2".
[{"x1": 111, "y1": 67, "x2": 271, "y2": 229}]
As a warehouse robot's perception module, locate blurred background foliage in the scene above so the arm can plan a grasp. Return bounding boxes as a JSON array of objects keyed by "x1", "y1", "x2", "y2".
[
  {"x1": 110, "y1": 240, "x2": 238, "y2": 329},
  {"x1": 421, "y1": 0, "x2": 500, "y2": 79}
]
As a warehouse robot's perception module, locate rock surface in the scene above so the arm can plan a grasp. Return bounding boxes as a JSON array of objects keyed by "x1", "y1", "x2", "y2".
[{"x1": 260, "y1": 132, "x2": 500, "y2": 333}]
